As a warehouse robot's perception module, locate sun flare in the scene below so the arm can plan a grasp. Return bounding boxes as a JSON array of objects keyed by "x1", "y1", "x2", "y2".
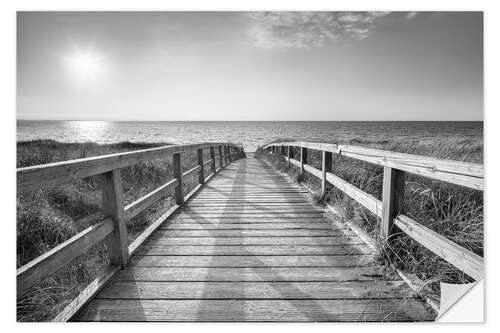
[{"x1": 64, "y1": 47, "x2": 104, "y2": 82}]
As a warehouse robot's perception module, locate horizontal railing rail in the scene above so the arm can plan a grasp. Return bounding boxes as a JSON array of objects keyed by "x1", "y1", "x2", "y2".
[
  {"x1": 16, "y1": 142, "x2": 245, "y2": 321},
  {"x1": 263, "y1": 141, "x2": 484, "y2": 281}
]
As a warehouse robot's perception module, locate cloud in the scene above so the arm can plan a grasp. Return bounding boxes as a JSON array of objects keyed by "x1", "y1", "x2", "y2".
[
  {"x1": 406, "y1": 12, "x2": 419, "y2": 20},
  {"x1": 248, "y1": 12, "x2": 391, "y2": 49}
]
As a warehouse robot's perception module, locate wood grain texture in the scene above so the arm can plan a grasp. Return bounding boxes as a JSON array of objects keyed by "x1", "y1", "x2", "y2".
[
  {"x1": 394, "y1": 214, "x2": 484, "y2": 280},
  {"x1": 74, "y1": 157, "x2": 432, "y2": 322},
  {"x1": 76, "y1": 299, "x2": 431, "y2": 322},
  {"x1": 135, "y1": 244, "x2": 371, "y2": 256},
  {"x1": 96, "y1": 280, "x2": 410, "y2": 299},
  {"x1": 114, "y1": 266, "x2": 389, "y2": 282},
  {"x1": 17, "y1": 218, "x2": 114, "y2": 297},
  {"x1": 18, "y1": 142, "x2": 240, "y2": 193},
  {"x1": 265, "y1": 141, "x2": 483, "y2": 190},
  {"x1": 124, "y1": 178, "x2": 178, "y2": 220}
]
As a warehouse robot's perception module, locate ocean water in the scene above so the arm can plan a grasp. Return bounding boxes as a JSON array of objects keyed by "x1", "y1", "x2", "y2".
[{"x1": 17, "y1": 121, "x2": 482, "y2": 152}]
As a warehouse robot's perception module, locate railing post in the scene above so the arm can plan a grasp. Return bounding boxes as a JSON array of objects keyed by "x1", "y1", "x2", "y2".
[
  {"x1": 322, "y1": 150, "x2": 332, "y2": 196},
  {"x1": 210, "y1": 146, "x2": 216, "y2": 173},
  {"x1": 300, "y1": 147, "x2": 308, "y2": 175},
  {"x1": 287, "y1": 146, "x2": 291, "y2": 167},
  {"x1": 197, "y1": 148, "x2": 204, "y2": 185},
  {"x1": 101, "y1": 169, "x2": 129, "y2": 268},
  {"x1": 218, "y1": 145, "x2": 223, "y2": 168},
  {"x1": 381, "y1": 167, "x2": 405, "y2": 242},
  {"x1": 173, "y1": 152, "x2": 184, "y2": 205}
]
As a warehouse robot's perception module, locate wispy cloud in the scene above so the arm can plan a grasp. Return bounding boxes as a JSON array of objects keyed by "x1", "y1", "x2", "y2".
[
  {"x1": 248, "y1": 12, "x2": 391, "y2": 49},
  {"x1": 406, "y1": 12, "x2": 419, "y2": 20}
]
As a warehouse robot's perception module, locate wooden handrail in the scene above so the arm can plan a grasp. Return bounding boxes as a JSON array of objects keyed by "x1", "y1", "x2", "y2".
[
  {"x1": 17, "y1": 142, "x2": 244, "y2": 308},
  {"x1": 263, "y1": 141, "x2": 484, "y2": 281},
  {"x1": 264, "y1": 141, "x2": 483, "y2": 190},
  {"x1": 17, "y1": 142, "x2": 241, "y2": 193}
]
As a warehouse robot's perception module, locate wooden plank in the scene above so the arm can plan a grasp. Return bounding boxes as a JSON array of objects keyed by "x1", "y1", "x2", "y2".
[
  {"x1": 128, "y1": 205, "x2": 180, "y2": 256},
  {"x1": 169, "y1": 217, "x2": 333, "y2": 223},
  {"x1": 266, "y1": 141, "x2": 340, "y2": 154},
  {"x1": 303, "y1": 163, "x2": 322, "y2": 179},
  {"x1": 325, "y1": 171, "x2": 382, "y2": 217},
  {"x1": 322, "y1": 150, "x2": 332, "y2": 195},
  {"x1": 144, "y1": 237, "x2": 365, "y2": 246},
  {"x1": 394, "y1": 215, "x2": 484, "y2": 280},
  {"x1": 172, "y1": 152, "x2": 183, "y2": 205},
  {"x1": 123, "y1": 179, "x2": 178, "y2": 220},
  {"x1": 129, "y1": 255, "x2": 373, "y2": 267},
  {"x1": 96, "y1": 281, "x2": 410, "y2": 299},
  {"x1": 182, "y1": 165, "x2": 201, "y2": 178},
  {"x1": 266, "y1": 141, "x2": 483, "y2": 190},
  {"x1": 197, "y1": 148, "x2": 204, "y2": 184},
  {"x1": 101, "y1": 170, "x2": 129, "y2": 267},
  {"x1": 380, "y1": 167, "x2": 405, "y2": 241},
  {"x1": 179, "y1": 208, "x2": 325, "y2": 213},
  {"x1": 114, "y1": 266, "x2": 387, "y2": 282},
  {"x1": 218, "y1": 145, "x2": 223, "y2": 168},
  {"x1": 52, "y1": 265, "x2": 120, "y2": 322},
  {"x1": 209, "y1": 146, "x2": 216, "y2": 173},
  {"x1": 17, "y1": 142, "x2": 240, "y2": 193},
  {"x1": 75, "y1": 299, "x2": 431, "y2": 321},
  {"x1": 17, "y1": 218, "x2": 114, "y2": 297},
  {"x1": 300, "y1": 147, "x2": 308, "y2": 175},
  {"x1": 151, "y1": 229, "x2": 352, "y2": 237},
  {"x1": 161, "y1": 222, "x2": 340, "y2": 230},
  {"x1": 135, "y1": 244, "x2": 371, "y2": 256}
]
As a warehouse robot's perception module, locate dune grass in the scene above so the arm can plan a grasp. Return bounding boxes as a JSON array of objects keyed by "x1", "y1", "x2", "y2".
[
  {"x1": 16, "y1": 140, "x2": 217, "y2": 321},
  {"x1": 255, "y1": 136, "x2": 483, "y2": 294}
]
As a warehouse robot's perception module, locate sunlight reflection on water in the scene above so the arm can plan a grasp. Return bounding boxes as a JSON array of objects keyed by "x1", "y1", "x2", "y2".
[{"x1": 17, "y1": 121, "x2": 482, "y2": 152}]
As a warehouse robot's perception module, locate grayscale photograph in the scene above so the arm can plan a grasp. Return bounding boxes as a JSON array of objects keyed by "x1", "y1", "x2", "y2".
[{"x1": 16, "y1": 11, "x2": 483, "y2": 322}]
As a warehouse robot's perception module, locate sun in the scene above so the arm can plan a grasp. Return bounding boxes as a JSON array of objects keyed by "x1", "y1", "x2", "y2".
[{"x1": 63, "y1": 46, "x2": 104, "y2": 82}]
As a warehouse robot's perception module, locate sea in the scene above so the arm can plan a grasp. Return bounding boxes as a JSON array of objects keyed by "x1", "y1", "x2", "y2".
[{"x1": 17, "y1": 121, "x2": 483, "y2": 152}]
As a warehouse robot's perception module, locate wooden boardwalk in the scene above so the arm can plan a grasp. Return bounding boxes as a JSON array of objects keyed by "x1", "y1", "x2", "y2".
[{"x1": 75, "y1": 156, "x2": 431, "y2": 322}]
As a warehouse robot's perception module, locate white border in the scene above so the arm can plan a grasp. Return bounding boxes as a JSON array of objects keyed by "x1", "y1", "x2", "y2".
[{"x1": 2, "y1": 0, "x2": 498, "y2": 332}]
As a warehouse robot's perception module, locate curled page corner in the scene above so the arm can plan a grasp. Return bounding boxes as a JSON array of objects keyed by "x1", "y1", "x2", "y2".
[{"x1": 436, "y1": 280, "x2": 484, "y2": 322}]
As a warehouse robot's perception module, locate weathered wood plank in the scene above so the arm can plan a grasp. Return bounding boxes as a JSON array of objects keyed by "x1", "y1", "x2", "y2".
[
  {"x1": 18, "y1": 142, "x2": 240, "y2": 193},
  {"x1": 182, "y1": 165, "x2": 201, "y2": 178},
  {"x1": 265, "y1": 141, "x2": 483, "y2": 188},
  {"x1": 114, "y1": 266, "x2": 387, "y2": 282},
  {"x1": 101, "y1": 169, "x2": 129, "y2": 267},
  {"x1": 172, "y1": 152, "x2": 183, "y2": 205},
  {"x1": 160, "y1": 222, "x2": 340, "y2": 230},
  {"x1": 123, "y1": 179, "x2": 178, "y2": 220},
  {"x1": 135, "y1": 244, "x2": 371, "y2": 256},
  {"x1": 97, "y1": 281, "x2": 410, "y2": 299},
  {"x1": 17, "y1": 218, "x2": 114, "y2": 297},
  {"x1": 129, "y1": 255, "x2": 373, "y2": 267},
  {"x1": 381, "y1": 167, "x2": 405, "y2": 241},
  {"x1": 325, "y1": 171, "x2": 382, "y2": 217},
  {"x1": 152, "y1": 229, "x2": 350, "y2": 237},
  {"x1": 75, "y1": 299, "x2": 431, "y2": 321},
  {"x1": 52, "y1": 265, "x2": 120, "y2": 322},
  {"x1": 394, "y1": 215, "x2": 484, "y2": 280},
  {"x1": 128, "y1": 205, "x2": 180, "y2": 256},
  {"x1": 145, "y1": 236, "x2": 364, "y2": 246}
]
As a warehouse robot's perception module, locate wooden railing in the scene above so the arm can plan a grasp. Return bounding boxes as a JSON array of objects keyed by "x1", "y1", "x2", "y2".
[
  {"x1": 16, "y1": 142, "x2": 244, "y2": 321},
  {"x1": 263, "y1": 141, "x2": 484, "y2": 281}
]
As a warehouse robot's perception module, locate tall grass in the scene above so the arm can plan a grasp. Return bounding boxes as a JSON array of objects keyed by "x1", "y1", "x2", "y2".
[
  {"x1": 16, "y1": 140, "x2": 215, "y2": 321},
  {"x1": 255, "y1": 137, "x2": 483, "y2": 293}
]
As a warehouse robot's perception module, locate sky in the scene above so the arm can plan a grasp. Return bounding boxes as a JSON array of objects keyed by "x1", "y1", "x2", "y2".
[{"x1": 17, "y1": 11, "x2": 483, "y2": 121}]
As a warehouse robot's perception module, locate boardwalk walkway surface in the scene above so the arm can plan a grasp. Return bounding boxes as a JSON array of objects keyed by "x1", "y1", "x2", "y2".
[{"x1": 75, "y1": 156, "x2": 432, "y2": 322}]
